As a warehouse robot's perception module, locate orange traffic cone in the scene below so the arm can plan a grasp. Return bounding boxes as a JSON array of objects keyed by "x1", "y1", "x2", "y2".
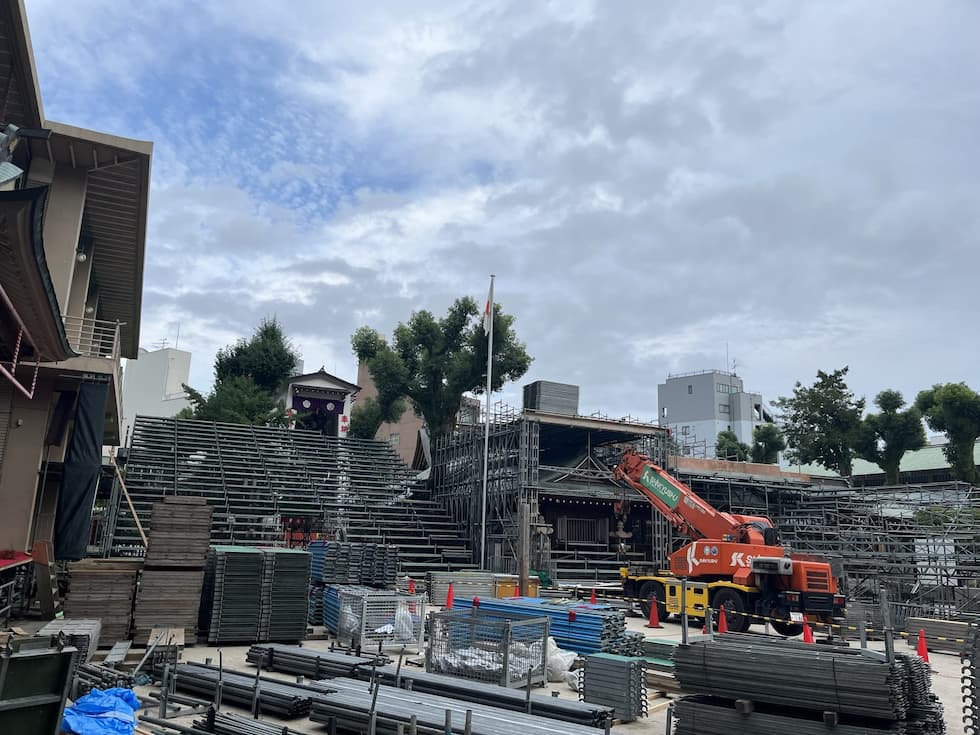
[
  {"x1": 512, "y1": 583, "x2": 521, "y2": 599},
  {"x1": 590, "y1": 589, "x2": 597, "y2": 605},
  {"x1": 916, "y1": 630, "x2": 930, "y2": 664},
  {"x1": 718, "y1": 605, "x2": 729, "y2": 634},
  {"x1": 802, "y1": 615, "x2": 814, "y2": 644},
  {"x1": 645, "y1": 596, "x2": 663, "y2": 629},
  {"x1": 445, "y1": 582, "x2": 454, "y2": 610}
]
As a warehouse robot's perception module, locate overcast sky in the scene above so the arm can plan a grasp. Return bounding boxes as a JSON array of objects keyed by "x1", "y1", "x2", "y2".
[{"x1": 25, "y1": 1, "x2": 979, "y2": 425}]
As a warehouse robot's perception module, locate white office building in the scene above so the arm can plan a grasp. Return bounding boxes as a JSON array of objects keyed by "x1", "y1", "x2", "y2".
[{"x1": 120, "y1": 347, "x2": 192, "y2": 444}]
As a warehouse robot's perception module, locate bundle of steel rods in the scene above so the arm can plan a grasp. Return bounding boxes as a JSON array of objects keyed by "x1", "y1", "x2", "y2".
[
  {"x1": 164, "y1": 663, "x2": 312, "y2": 718},
  {"x1": 74, "y1": 662, "x2": 135, "y2": 696},
  {"x1": 356, "y1": 664, "x2": 613, "y2": 726},
  {"x1": 193, "y1": 709, "x2": 306, "y2": 735},
  {"x1": 310, "y1": 677, "x2": 609, "y2": 735},
  {"x1": 579, "y1": 653, "x2": 647, "y2": 721},
  {"x1": 673, "y1": 696, "x2": 945, "y2": 735},
  {"x1": 673, "y1": 635, "x2": 945, "y2": 728},
  {"x1": 245, "y1": 643, "x2": 378, "y2": 679}
]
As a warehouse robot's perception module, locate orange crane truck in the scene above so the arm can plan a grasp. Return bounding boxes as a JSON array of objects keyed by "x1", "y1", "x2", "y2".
[{"x1": 614, "y1": 449, "x2": 844, "y2": 635}]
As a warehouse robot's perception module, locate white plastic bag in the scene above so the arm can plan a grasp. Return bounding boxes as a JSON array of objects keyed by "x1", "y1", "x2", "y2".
[
  {"x1": 546, "y1": 637, "x2": 577, "y2": 682},
  {"x1": 393, "y1": 603, "x2": 414, "y2": 642}
]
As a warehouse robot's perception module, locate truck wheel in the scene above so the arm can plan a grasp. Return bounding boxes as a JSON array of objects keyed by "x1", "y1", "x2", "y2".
[
  {"x1": 712, "y1": 589, "x2": 750, "y2": 633},
  {"x1": 771, "y1": 619, "x2": 804, "y2": 637},
  {"x1": 639, "y1": 581, "x2": 668, "y2": 623}
]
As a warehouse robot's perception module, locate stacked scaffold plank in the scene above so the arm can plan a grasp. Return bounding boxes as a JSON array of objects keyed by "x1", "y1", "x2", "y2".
[
  {"x1": 308, "y1": 584, "x2": 324, "y2": 625},
  {"x1": 64, "y1": 559, "x2": 142, "y2": 643},
  {"x1": 257, "y1": 548, "x2": 311, "y2": 643},
  {"x1": 36, "y1": 618, "x2": 100, "y2": 678},
  {"x1": 579, "y1": 653, "x2": 647, "y2": 721},
  {"x1": 906, "y1": 616, "x2": 972, "y2": 655},
  {"x1": 309, "y1": 540, "x2": 398, "y2": 587},
  {"x1": 673, "y1": 634, "x2": 946, "y2": 734},
  {"x1": 310, "y1": 677, "x2": 611, "y2": 735},
  {"x1": 133, "y1": 497, "x2": 213, "y2": 644},
  {"x1": 200, "y1": 546, "x2": 263, "y2": 643},
  {"x1": 452, "y1": 597, "x2": 637, "y2": 655}
]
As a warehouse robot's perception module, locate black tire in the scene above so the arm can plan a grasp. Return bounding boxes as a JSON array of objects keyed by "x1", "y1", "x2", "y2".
[
  {"x1": 638, "y1": 581, "x2": 668, "y2": 623},
  {"x1": 712, "y1": 588, "x2": 750, "y2": 633},
  {"x1": 771, "y1": 619, "x2": 804, "y2": 637}
]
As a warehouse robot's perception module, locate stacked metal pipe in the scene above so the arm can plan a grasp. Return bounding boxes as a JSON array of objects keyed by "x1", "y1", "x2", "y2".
[
  {"x1": 193, "y1": 710, "x2": 306, "y2": 735},
  {"x1": 310, "y1": 677, "x2": 608, "y2": 735},
  {"x1": 452, "y1": 597, "x2": 633, "y2": 655},
  {"x1": 165, "y1": 662, "x2": 312, "y2": 718},
  {"x1": 673, "y1": 635, "x2": 945, "y2": 733},
  {"x1": 245, "y1": 643, "x2": 378, "y2": 679},
  {"x1": 579, "y1": 653, "x2": 647, "y2": 721},
  {"x1": 674, "y1": 696, "x2": 944, "y2": 735},
  {"x1": 356, "y1": 664, "x2": 613, "y2": 726},
  {"x1": 73, "y1": 662, "x2": 135, "y2": 696}
]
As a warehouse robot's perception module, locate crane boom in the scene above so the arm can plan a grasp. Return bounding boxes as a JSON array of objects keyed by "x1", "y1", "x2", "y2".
[{"x1": 613, "y1": 449, "x2": 774, "y2": 546}]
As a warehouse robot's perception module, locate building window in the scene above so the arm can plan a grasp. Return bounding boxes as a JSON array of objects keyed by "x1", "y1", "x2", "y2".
[
  {"x1": 661, "y1": 407, "x2": 667, "y2": 418},
  {"x1": 681, "y1": 425, "x2": 690, "y2": 436},
  {"x1": 388, "y1": 432, "x2": 400, "y2": 446},
  {"x1": 719, "y1": 404, "x2": 730, "y2": 414},
  {"x1": 687, "y1": 385, "x2": 693, "y2": 395}
]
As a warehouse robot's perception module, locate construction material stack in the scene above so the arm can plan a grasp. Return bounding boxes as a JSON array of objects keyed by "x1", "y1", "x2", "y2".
[
  {"x1": 906, "y1": 616, "x2": 973, "y2": 656},
  {"x1": 35, "y1": 619, "x2": 100, "y2": 678},
  {"x1": 309, "y1": 540, "x2": 398, "y2": 587},
  {"x1": 258, "y1": 547, "x2": 311, "y2": 643},
  {"x1": 452, "y1": 597, "x2": 641, "y2": 655},
  {"x1": 63, "y1": 559, "x2": 142, "y2": 643},
  {"x1": 964, "y1": 622, "x2": 979, "y2": 735},
  {"x1": 199, "y1": 546, "x2": 264, "y2": 644},
  {"x1": 133, "y1": 497, "x2": 213, "y2": 644},
  {"x1": 579, "y1": 653, "x2": 648, "y2": 722},
  {"x1": 672, "y1": 634, "x2": 946, "y2": 734}
]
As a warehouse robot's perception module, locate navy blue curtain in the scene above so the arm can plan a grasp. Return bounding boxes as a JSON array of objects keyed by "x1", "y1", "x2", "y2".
[{"x1": 54, "y1": 381, "x2": 109, "y2": 560}]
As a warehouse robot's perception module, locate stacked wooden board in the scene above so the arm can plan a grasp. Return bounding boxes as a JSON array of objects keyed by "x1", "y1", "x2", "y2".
[
  {"x1": 133, "y1": 497, "x2": 213, "y2": 644},
  {"x1": 64, "y1": 559, "x2": 141, "y2": 643}
]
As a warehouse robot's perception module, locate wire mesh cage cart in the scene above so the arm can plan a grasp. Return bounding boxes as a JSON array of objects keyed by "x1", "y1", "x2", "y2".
[
  {"x1": 425, "y1": 607, "x2": 550, "y2": 688},
  {"x1": 337, "y1": 589, "x2": 426, "y2": 652}
]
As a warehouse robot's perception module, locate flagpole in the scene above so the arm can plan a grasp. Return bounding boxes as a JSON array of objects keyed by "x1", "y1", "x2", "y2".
[{"x1": 481, "y1": 274, "x2": 495, "y2": 570}]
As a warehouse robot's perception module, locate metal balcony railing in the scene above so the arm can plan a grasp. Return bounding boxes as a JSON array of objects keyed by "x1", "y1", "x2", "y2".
[{"x1": 62, "y1": 315, "x2": 120, "y2": 360}]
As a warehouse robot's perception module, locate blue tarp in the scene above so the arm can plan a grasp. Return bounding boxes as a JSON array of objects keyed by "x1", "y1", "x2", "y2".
[{"x1": 62, "y1": 688, "x2": 139, "y2": 735}]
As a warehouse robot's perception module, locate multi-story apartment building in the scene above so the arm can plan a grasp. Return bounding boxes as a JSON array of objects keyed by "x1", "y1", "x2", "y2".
[
  {"x1": 657, "y1": 369, "x2": 774, "y2": 457},
  {"x1": 120, "y1": 347, "x2": 191, "y2": 444},
  {"x1": 0, "y1": 0, "x2": 152, "y2": 563}
]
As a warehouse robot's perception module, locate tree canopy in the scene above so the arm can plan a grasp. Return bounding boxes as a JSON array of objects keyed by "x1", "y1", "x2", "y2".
[
  {"x1": 749, "y1": 423, "x2": 786, "y2": 464},
  {"x1": 915, "y1": 383, "x2": 980, "y2": 483},
  {"x1": 715, "y1": 430, "x2": 749, "y2": 462},
  {"x1": 852, "y1": 390, "x2": 926, "y2": 485},
  {"x1": 181, "y1": 317, "x2": 298, "y2": 426},
  {"x1": 351, "y1": 297, "x2": 532, "y2": 438},
  {"x1": 774, "y1": 367, "x2": 865, "y2": 477}
]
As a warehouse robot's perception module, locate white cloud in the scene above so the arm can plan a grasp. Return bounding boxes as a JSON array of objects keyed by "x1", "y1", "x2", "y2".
[{"x1": 22, "y1": 0, "x2": 980, "y2": 417}]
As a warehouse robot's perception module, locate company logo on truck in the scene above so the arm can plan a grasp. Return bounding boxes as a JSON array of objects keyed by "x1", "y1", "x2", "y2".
[{"x1": 639, "y1": 467, "x2": 681, "y2": 509}]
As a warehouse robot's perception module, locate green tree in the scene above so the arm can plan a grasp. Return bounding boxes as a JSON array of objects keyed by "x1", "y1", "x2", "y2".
[
  {"x1": 348, "y1": 397, "x2": 385, "y2": 439},
  {"x1": 214, "y1": 317, "x2": 299, "y2": 393},
  {"x1": 352, "y1": 297, "x2": 532, "y2": 437},
  {"x1": 183, "y1": 376, "x2": 287, "y2": 426},
  {"x1": 915, "y1": 383, "x2": 980, "y2": 483},
  {"x1": 749, "y1": 423, "x2": 786, "y2": 464},
  {"x1": 715, "y1": 430, "x2": 749, "y2": 461},
  {"x1": 774, "y1": 367, "x2": 865, "y2": 477},
  {"x1": 181, "y1": 317, "x2": 299, "y2": 426},
  {"x1": 852, "y1": 390, "x2": 926, "y2": 485}
]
